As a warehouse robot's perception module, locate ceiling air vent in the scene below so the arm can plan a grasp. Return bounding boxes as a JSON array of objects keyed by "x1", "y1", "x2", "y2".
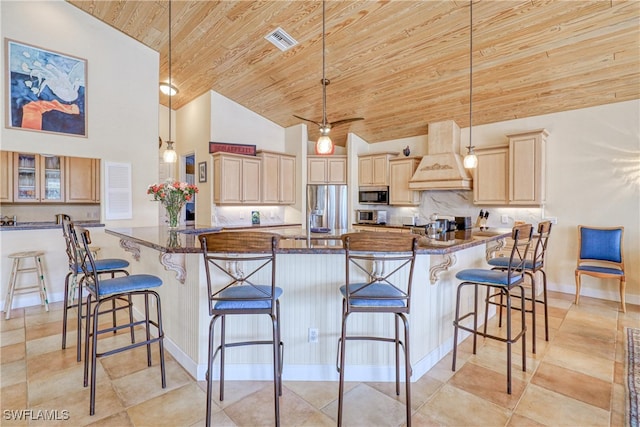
[{"x1": 265, "y1": 27, "x2": 298, "y2": 51}]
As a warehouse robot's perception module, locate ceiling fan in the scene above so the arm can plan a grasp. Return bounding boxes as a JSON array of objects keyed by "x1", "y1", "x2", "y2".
[{"x1": 293, "y1": 0, "x2": 363, "y2": 154}]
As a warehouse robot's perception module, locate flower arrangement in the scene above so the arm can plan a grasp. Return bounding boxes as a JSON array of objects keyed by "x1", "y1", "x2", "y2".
[{"x1": 147, "y1": 180, "x2": 198, "y2": 228}]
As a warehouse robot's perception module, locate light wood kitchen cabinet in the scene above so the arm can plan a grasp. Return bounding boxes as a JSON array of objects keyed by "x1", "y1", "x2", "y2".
[
  {"x1": 213, "y1": 153, "x2": 261, "y2": 204},
  {"x1": 307, "y1": 155, "x2": 347, "y2": 185},
  {"x1": 473, "y1": 146, "x2": 509, "y2": 204},
  {"x1": 358, "y1": 153, "x2": 397, "y2": 186},
  {"x1": 389, "y1": 157, "x2": 420, "y2": 205},
  {"x1": 508, "y1": 129, "x2": 548, "y2": 205},
  {"x1": 1, "y1": 151, "x2": 13, "y2": 202},
  {"x1": 13, "y1": 153, "x2": 65, "y2": 203},
  {"x1": 259, "y1": 151, "x2": 296, "y2": 205},
  {"x1": 473, "y1": 129, "x2": 548, "y2": 206},
  {"x1": 65, "y1": 157, "x2": 100, "y2": 203}
]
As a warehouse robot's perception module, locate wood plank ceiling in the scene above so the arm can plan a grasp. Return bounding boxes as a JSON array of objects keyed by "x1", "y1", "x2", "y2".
[{"x1": 67, "y1": 0, "x2": 640, "y2": 146}]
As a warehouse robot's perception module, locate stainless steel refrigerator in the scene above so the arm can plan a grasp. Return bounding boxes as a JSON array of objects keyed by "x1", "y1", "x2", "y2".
[{"x1": 307, "y1": 184, "x2": 348, "y2": 231}]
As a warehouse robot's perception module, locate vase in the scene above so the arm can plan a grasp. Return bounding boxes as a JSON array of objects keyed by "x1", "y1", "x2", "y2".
[
  {"x1": 166, "y1": 230, "x2": 181, "y2": 248},
  {"x1": 165, "y1": 203, "x2": 182, "y2": 229}
]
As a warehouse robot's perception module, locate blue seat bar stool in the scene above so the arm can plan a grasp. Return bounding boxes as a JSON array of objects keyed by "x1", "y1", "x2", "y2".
[
  {"x1": 485, "y1": 221, "x2": 552, "y2": 353},
  {"x1": 59, "y1": 216, "x2": 132, "y2": 362},
  {"x1": 452, "y1": 224, "x2": 533, "y2": 394},
  {"x1": 72, "y1": 225, "x2": 166, "y2": 416},
  {"x1": 200, "y1": 231, "x2": 283, "y2": 427},
  {"x1": 337, "y1": 232, "x2": 419, "y2": 427},
  {"x1": 575, "y1": 225, "x2": 626, "y2": 312}
]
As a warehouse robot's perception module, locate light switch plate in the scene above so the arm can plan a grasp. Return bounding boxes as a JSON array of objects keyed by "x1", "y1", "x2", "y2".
[{"x1": 501, "y1": 215, "x2": 509, "y2": 224}]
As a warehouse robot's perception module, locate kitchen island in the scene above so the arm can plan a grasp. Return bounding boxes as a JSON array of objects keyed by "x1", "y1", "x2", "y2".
[{"x1": 105, "y1": 225, "x2": 509, "y2": 382}]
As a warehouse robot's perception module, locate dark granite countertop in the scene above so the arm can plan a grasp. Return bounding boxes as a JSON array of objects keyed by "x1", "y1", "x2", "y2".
[
  {"x1": 105, "y1": 225, "x2": 510, "y2": 255},
  {"x1": 0, "y1": 221, "x2": 104, "y2": 231}
]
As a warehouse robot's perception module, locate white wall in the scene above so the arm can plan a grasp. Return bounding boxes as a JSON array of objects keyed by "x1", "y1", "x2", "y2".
[
  {"x1": 1, "y1": 0, "x2": 161, "y2": 228},
  {"x1": 375, "y1": 100, "x2": 640, "y2": 305}
]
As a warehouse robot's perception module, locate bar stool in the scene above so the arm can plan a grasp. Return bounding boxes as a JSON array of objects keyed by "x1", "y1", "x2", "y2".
[
  {"x1": 452, "y1": 223, "x2": 533, "y2": 394},
  {"x1": 337, "y1": 232, "x2": 419, "y2": 427},
  {"x1": 72, "y1": 225, "x2": 166, "y2": 416},
  {"x1": 485, "y1": 221, "x2": 552, "y2": 353},
  {"x1": 3, "y1": 251, "x2": 49, "y2": 319},
  {"x1": 199, "y1": 231, "x2": 283, "y2": 427},
  {"x1": 60, "y1": 217, "x2": 131, "y2": 361}
]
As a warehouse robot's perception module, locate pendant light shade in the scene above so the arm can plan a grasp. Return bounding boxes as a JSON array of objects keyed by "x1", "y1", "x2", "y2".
[
  {"x1": 316, "y1": 135, "x2": 334, "y2": 155},
  {"x1": 159, "y1": 82, "x2": 178, "y2": 96},
  {"x1": 464, "y1": 0, "x2": 477, "y2": 169},
  {"x1": 163, "y1": 140, "x2": 178, "y2": 163},
  {"x1": 162, "y1": 0, "x2": 177, "y2": 164}
]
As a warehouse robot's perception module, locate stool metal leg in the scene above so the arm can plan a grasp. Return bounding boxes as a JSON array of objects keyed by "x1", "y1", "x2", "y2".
[{"x1": 4, "y1": 258, "x2": 19, "y2": 319}]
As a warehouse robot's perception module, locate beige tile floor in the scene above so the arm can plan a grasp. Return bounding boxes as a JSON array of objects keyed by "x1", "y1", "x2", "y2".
[{"x1": 0, "y1": 291, "x2": 636, "y2": 426}]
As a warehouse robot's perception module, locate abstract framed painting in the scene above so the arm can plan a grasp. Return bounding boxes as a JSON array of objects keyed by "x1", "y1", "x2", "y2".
[{"x1": 5, "y1": 39, "x2": 87, "y2": 137}]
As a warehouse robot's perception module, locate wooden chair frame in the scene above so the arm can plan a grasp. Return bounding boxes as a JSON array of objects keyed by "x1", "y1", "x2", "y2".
[{"x1": 575, "y1": 225, "x2": 626, "y2": 312}]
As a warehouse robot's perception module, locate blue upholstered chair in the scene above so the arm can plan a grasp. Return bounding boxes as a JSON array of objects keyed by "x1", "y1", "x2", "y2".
[
  {"x1": 337, "y1": 232, "x2": 418, "y2": 427},
  {"x1": 575, "y1": 225, "x2": 626, "y2": 312},
  {"x1": 60, "y1": 215, "x2": 131, "y2": 361},
  {"x1": 199, "y1": 231, "x2": 283, "y2": 427},
  {"x1": 452, "y1": 223, "x2": 533, "y2": 394},
  {"x1": 72, "y1": 225, "x2": 166, "y2": 416},
  {"x1": 486, "y1": 221, "x2": 552, "y2": 353}
]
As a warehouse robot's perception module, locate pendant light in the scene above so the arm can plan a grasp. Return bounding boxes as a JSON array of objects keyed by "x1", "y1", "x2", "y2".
[
  {"x1": 463, "y1": 0, "x2": 477, "y2": 169},
  {"x1": 162, "y1": 0, "x2": 177, "y2": 164},
  {"x1": 293, "y1": 0, "x2": 363, "y2": 154},
  {"x1": 316, "y1": 0, "x2": 333, "y2": 155}
]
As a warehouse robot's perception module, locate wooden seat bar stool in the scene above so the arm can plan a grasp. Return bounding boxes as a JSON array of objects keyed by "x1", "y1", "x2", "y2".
[
  {"x1": 485, "y1": 221, "x2": 552, "y2": 353},
  {"x1": 200, "y1": 231, "x2": 284, "y2": 427},
  {"x1": 3, "y1": 251, "x2": 49, "y2": 319},
  {"x1": 337, "y1": 232, "x2": 419, "y2": 427},
  {"x1": 452, "y1": 224, "x2": 534, "y2": 394}
]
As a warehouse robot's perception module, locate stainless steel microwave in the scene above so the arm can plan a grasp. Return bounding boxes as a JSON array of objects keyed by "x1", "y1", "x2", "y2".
[
  {"x1": 358, "y1": 186, "x2": 389, "y2": 204},
  {"x1": 356, "y1": 209, "x2": 388, "y2": 224}
]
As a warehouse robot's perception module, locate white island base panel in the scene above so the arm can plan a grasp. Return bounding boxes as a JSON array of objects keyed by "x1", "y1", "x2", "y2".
[{"x1": 121, "y1": 243, "x2": 493, "y2": 383}]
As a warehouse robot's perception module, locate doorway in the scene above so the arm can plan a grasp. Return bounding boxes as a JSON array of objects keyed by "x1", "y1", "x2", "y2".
[{"x1": 183, "y1": 154, "x2": 195, "y2": 225}]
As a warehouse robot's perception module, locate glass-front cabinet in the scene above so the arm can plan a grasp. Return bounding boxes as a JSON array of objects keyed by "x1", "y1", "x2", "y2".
[{"x1": 13, "y1": 153, "x2": 64, "y2": 203}]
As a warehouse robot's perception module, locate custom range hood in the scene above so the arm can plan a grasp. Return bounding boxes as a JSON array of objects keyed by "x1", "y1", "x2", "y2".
[{"x1": 409, "y1": 120, "x2": 472, "y2": 190}]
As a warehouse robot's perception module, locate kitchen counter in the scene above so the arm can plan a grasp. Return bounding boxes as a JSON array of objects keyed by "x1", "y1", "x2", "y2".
[
  {"x1": 105, "y1": 224, "x2": 510, "y2": 255},
  {"x1": 0, "y1": 220, "x2": 104, "y2": 231},
  {"x1": 103, "y1": 224, "x2": 507, "y2": 383}
]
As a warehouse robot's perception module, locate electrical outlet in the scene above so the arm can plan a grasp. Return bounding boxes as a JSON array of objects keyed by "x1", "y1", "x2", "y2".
[
  {"x1": 501, "y1": 215, "x2": 509, "y2": 224},
  {"x1": 308, "y1": 328, "x2": 319, "y2": 343}
]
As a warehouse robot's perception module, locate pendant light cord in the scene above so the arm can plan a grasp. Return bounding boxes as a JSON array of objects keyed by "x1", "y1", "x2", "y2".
[
  {"x1": 168, "y1": 0, "x2": 172, "y2": 142},
  {"x1": 321, "y1": 0, "x2": 327, "y2": 128},
  {"x1": 468, "y1": 0, "x2": 473, "y2": 150}
]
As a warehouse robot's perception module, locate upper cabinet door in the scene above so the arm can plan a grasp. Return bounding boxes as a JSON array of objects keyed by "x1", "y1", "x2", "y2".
[
  {"x1": 1, "y1": 151, "x2": 13, "y2": 203},
  {"x1": 278, "y1": 154, "x2": 296, "y2": 204},
  {"x1": 41, "y1": 155, "x2": 65, "y2": 202},
  {"x1": 327, "y1": 157, "x2": 347, "y2": 184},
  {"x1": 389, "y1": 157, "x2": 420, "y2": 205},
  {"x1": 66, "y1": 157, "x2": 98, "y2": 203},
  {"x1": 14, "y1": 153, "x2": 40, "y2": 202},
  {"x1": 358, "y1": 153, "x2": 396, "y2": 186},
  {"x1": 307, "y1": 156, "x2": 346, "y2": 185},
  {"x1": 508, "y1": 129, "x2": 548, "y2": 205},
  {"x1": 473, "y1": 147, "x2": 509, "y2": 205}
]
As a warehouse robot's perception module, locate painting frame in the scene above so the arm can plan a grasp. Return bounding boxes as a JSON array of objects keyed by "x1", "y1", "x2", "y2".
[
  {"x1": 5, "y1": 38, "x2": 88, "y2": 137},
  {"x1": 198, "y1": 161, "x2": 207, "y2": 183}
]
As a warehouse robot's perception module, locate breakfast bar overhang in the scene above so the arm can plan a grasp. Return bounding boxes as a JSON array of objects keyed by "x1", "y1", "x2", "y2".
[{"x1": 104, "y1": 226, "x2": 509, "y2": 382}]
